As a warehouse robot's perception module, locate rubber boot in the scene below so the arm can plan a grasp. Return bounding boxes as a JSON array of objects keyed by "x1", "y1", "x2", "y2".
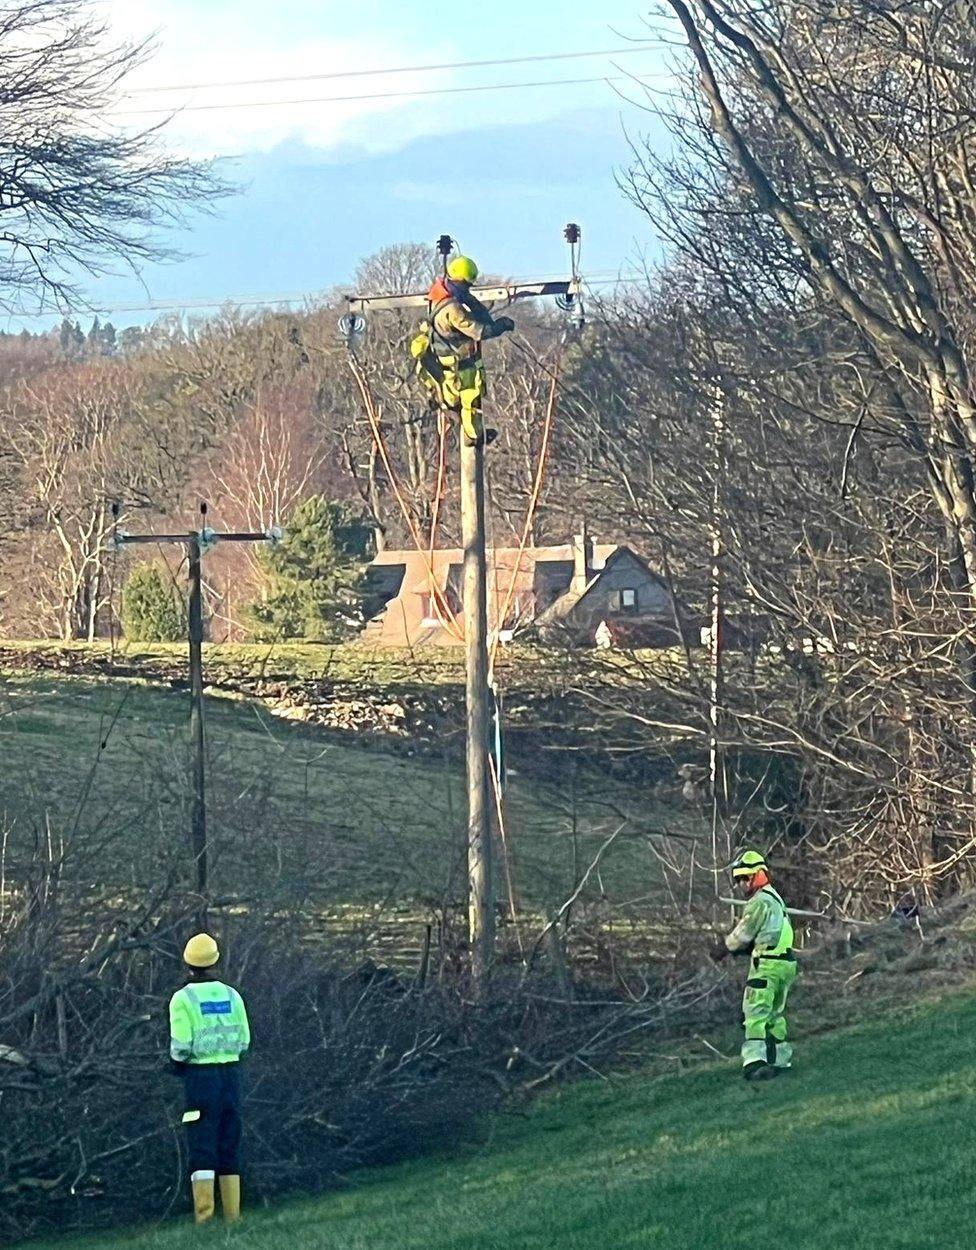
[
  {"x1": 460, "y1": 406, "x2": 482, "y2": 445},
  {"x1": 191, "y1": 1175, "x2": 216, "y2": 1224},
  {"x1": 219, "y1": 1174, "x2": 242, "y2": 1222},
  {"x1": 743, "y1": 1060, "x2": 777, "y2": 1082}
]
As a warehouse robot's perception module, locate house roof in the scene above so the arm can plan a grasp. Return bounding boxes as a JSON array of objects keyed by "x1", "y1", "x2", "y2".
[
  {"x1": 371, "y1": 543, "x2": 621, "y2": 604},
  {"x1": 534, "y1": 547, "x2": 668, "y2": 625},
  {"x1": 365, "y1": 541, "x2": 668, "y2": 642}
]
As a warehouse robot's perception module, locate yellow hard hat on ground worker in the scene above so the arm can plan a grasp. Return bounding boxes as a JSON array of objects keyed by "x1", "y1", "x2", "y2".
[{"x1": 183, "y1": 933, "x2": 220, "y2": 968}]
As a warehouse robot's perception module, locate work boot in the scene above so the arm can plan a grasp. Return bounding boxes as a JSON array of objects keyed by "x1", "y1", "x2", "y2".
[
  {"x1": 219, "y1": 1174, "x2": 242, "y2": 1222},
  {"x1": 459, "y1": 407, "x2": 485, "y2": 445},
  {"x1": 743, "y1": 1061, "x2": 777, "y2": 1082},
  {"x1": 463, "y1": 427, "x2": 498, "y2": 448},
  {"x1": 191, "y1": 1174, "x2": 216, "y2": 1224}
]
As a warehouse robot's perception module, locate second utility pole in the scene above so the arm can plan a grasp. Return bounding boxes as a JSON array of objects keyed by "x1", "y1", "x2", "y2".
[
  {"x1": 186, "y1": 530, "x2": 208, "y2": 896},
  {"x1": 111, "y1": 502, "x2": 278, "y2": 906}
]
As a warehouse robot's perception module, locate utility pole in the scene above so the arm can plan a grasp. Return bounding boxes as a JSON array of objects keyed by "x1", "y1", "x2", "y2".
[
  {"x1": 110, "y1": 502, "x2": 280, "y2": 904},
  {"x1": 345, "y1": 226, "x2": 582, "y2": 991},
  {"x1": 460, "y1": 430, "x2": 494, "y2": 983},
  {"x1": 187, "y1": 528, "x2": 207, "y2": 895}
]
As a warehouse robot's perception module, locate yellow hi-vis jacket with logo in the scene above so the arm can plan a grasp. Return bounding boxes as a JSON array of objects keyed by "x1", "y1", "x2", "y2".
[
  {"x1": 169, "y1": 979, "x2": 250, "y2": 1066},
  {"x1": 724, "y1": 885, "x2": 794, "y2": 958}
]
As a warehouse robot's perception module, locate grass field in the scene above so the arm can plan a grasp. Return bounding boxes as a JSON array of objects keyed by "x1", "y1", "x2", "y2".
[
  {"x1": 29, "y1": 989, "x2": 974, "y2": 1250},
  {"x1": 0, "y1": 668, "x2": 701, "y2": 944},
  {"x1": 0, "y1": 638, "x2": 692, "y2": 691}
]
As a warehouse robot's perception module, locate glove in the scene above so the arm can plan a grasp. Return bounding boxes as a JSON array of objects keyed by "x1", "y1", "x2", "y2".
[
  {"x1": 494, "y1": 316, "x2": 515, "y2": 334},
  {"x1": 711, "y1": 941, "x2": 729, "y2": 962}
]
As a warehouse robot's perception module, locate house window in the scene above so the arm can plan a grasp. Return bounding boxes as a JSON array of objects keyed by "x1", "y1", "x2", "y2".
[
  {"x1": 419, "y1": 593, "x2": 436, "y2": 624},
  {"x1": 610, "y1": 587, "x2": 638, "y2": 613}
]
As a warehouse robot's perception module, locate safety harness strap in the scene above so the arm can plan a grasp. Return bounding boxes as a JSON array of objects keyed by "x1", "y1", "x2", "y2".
[{"x1": 430, "y1": 297, "x2": 483, "y2": 358}]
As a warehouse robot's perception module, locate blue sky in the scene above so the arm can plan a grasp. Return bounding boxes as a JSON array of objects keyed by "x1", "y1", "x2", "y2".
[{"x1": 10, "y1": 1, "x2": 676, "y2": 330}]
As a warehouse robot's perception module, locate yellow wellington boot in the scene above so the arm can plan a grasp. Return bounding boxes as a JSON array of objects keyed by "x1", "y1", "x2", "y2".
[
  {"x1": 219, "y1": 1174, "x2": 242, "y2": 1222},
  {"x1": 460, "y1": 406, "x2": 483, "y2": 445},
  {"x1": 191, "y1": 1173, "x2": 216, "y2": 1224}
]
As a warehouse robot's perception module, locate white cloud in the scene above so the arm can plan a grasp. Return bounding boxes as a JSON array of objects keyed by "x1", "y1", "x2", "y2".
[{"x1": 96, "y1": 0, "x2": 461, "y2": 156}]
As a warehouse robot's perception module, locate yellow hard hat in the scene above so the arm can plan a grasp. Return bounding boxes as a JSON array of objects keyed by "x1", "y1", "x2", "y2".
[
  {"x1": 183, "y1": 933, "x2": 220, "y2": 968},
  {"x1": 731, "y1": 849, "x2": 768, "y2": 878},
  {"x1": 447, "y1": 255, "x2": 478, "y2": 284}
]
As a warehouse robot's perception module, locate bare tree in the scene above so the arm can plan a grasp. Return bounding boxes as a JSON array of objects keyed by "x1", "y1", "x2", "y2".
[
  {"x1": 7, "y1": 360, "x2": 153, "y2": 639},
  {"x1": 0, "y1": 0, "x2": 227, "y2": 312}
]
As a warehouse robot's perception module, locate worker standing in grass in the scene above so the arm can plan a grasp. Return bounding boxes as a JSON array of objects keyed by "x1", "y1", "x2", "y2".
[
  {"x1": 411, "y1": 255, "x2": 515, "y2": 446},
  {"x1": 712, "y1": 850, "x2": 797, "y2": 1081},
  {"x1": 170, "y1": 933, "x2": 250, "y2": 1225}
]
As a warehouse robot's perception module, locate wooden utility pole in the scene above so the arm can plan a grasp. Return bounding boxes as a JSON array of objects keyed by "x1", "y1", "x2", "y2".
[
  {"x1": 345, "y1": 225, "x2": 582, "y2": 991},
  {"x1": 110, "y1": 503, "x2": 279, "y2": 903},
  {"x1": 460, "y1": 433, "x2": 495, "y2": 984},
  {"x1": 187, "y1": 531, "x2": 208, "y2": 896}
]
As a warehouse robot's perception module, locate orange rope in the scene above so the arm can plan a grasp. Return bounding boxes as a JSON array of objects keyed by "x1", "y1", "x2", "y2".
[
  {"x1": 428, "y1": 407, "x2": 449, "y2": 568},
  {"x1": 347, "y1": 353, "x2": 463, "y2": 640},
  {"x1": 488, "y1": 344, "x2": 563, "y2": 679}
]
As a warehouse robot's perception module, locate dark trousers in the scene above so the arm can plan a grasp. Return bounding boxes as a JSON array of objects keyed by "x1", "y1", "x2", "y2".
[{"x1": 183, "y1": 1063, "x2": 242, "y2": 1175}]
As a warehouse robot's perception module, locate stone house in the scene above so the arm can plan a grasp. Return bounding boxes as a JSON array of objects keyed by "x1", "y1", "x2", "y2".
[{"x1": 360, "y1": 532, "x2": 679, "y2": 648}]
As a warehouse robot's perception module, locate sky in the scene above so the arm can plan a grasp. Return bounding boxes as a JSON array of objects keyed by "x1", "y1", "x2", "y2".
[{"x1": 9, "y1": 1, "x2": 678, "y2": 331}]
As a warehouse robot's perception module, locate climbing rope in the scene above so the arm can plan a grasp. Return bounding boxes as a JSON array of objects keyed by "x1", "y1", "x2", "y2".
[
  {"x1": 428, "y1": 407, "x2": 449, "y2": 571},
  {"x1": 487, "y1": 337, "x2": 564, "y2": 681},
  {"x1": 346, "y1": 348, "x2": 464, "y2": 641}
]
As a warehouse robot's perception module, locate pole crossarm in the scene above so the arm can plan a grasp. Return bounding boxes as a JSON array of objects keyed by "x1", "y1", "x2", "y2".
[
  {"x1": 346, "y1": 278, "x2": 580, "y2": 315},
  {"x1": 110, "y1": 528, "x2": 279, "y2": 551}
]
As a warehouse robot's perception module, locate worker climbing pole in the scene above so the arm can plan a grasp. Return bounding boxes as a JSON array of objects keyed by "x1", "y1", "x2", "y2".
[{"x1": 343, "y1": 226, "x2": 583, "y2": 993}]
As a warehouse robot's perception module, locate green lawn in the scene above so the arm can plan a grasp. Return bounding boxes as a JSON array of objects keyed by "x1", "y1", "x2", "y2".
[
  {"x1": 0, "y1": 671, "x2": 700, "y2": 941},
  {"x1": 30, "y1": 990, "x2": 975, "y2": 1250},
  {"x1": 0, "y1": 639, "x2": 585, "y2": 691}
]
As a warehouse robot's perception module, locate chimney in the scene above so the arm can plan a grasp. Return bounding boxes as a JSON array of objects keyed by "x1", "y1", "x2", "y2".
[{"x1": 571, "y1": 522, "x2": 592, "y2": 594}]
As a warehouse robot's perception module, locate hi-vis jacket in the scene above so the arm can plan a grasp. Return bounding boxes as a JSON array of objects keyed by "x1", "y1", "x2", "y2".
[
  {"x1": 428, "y1": 276, "x2": 497, "y2": 358},
  {"x1": 170, "y1": 980, "x2": 250, "y2": 1066},
  {"x1": 724, "y1": 885, "x2": 794, "y2": 959}
]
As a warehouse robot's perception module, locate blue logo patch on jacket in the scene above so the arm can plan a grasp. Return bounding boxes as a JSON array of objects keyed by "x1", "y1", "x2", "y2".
[{"x1": 200, "y1": 1000, "x2": 232, "y2": 1015}]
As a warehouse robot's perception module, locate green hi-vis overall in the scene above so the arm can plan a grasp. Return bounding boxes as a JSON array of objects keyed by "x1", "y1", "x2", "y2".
[{"x1": 725, "y1": 886, "x2": 797, "y2": 1070}]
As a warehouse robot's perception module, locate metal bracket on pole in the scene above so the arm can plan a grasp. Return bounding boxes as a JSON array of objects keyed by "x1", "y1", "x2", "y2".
[
  {"x1": 338, "y1": 311, "x2": 367, "y2": 348},
  {"x1": 198, "y1": 527, "x2": 218, "y2": 556}
]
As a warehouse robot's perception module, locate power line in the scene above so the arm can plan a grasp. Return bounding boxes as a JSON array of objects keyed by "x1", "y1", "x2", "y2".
[
  {"x1": 4, "y1": 272, "x2": 646, "y2": 322},
  {"x1": 113, "y1": 72, "x2": 663, "y2": 118},
  {"x1": 126, "y1": 45, "x2": 658, "y2": 96}
]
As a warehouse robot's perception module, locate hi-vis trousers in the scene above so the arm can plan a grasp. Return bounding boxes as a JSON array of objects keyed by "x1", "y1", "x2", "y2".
[{"x1": 742, "y1": 954, "x2": 797, "y2": 1070}]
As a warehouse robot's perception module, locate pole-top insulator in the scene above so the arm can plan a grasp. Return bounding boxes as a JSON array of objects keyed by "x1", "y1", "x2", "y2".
[
  {"x1": 564, "y1": 223, "x2": 581, "y2": 244},
  {"x1": 436, "y1": 234, "x2": 453, "y2": 257}
]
